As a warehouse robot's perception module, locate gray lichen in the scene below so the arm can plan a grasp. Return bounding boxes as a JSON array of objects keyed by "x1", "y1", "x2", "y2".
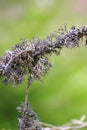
[
  {"x1": 0, "y1": 25, "x2": 87, "y2": 130},
  {"x1": 0, "y1": 26, "x2": 87, "y2": 85},
  {"x1": 17, "y1": 103, "x2": 42, "y2": 130}
]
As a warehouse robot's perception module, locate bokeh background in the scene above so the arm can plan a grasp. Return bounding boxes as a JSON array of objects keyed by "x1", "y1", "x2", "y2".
[{"x1": 0, "y1": 0, "x2": 87, "y2": 129}]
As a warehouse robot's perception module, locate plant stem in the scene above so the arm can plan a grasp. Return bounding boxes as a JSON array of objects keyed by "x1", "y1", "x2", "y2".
[{"x1": 25, "y1": 80, "x2": 31, "y2": 104}]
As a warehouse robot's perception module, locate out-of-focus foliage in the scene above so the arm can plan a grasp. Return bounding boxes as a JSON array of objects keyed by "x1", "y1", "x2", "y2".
[{"x1": 0, "y1": 0, "x2": 87, "y2": 129}]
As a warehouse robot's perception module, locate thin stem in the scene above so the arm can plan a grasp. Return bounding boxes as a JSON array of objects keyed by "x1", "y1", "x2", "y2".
[
  {"x1": 40, "y1": 122, "x2": 56, "y2": 128},
  {"x1": 25, "y1": 80, "x2": 31, "y2": 104}
]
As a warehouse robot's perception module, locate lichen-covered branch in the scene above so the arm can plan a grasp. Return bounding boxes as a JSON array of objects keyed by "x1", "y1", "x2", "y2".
[
  {"x1": 0, "y1": 25, "x2": 87, "y2": 130},
  {"x1": 17, "y1": 103, "x2": 42, "y2": 130},
  {"x1": 0, "y1": 26, "x2": 87, "y2": 85}
]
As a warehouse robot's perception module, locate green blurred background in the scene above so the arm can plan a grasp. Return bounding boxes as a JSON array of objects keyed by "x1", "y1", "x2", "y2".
[{"x1": 0, "y1": 0, "x2": 87, "y2": 129}]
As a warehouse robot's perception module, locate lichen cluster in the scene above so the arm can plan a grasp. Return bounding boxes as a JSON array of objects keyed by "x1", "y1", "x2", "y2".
[
  {"x1": 0, "y1": 26, "x2": 87, "y2": 85},
  {"x1": 17, "y1": 103, "x2": 42, "y2": 130}
]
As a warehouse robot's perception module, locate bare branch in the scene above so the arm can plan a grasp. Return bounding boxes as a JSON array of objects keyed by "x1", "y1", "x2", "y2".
[{"x1": 41, "y1": 115, "x2": 87, "y2": 130}]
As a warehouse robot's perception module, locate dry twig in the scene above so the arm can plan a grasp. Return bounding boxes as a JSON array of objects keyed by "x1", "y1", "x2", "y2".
[{"x1": 41, "y1": 115, "x2": 87, "y2": 130}]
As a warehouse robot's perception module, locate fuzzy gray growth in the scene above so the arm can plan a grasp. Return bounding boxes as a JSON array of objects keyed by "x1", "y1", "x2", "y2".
[
  {"x1": 0, "y1": 25, "x2": 87, "y2": 130},
  {"x1": 17, "y1": 103, "x2": 42, "y2": 130},
  {"x1": 0, "y1": 26, "x2": 87, "y2": 85}
]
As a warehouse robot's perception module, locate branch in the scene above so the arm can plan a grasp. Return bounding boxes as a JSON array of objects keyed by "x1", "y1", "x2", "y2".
[
  {"x1": 0, "y1": 25, "x2": 87, "y2": 85},
  {"x1": 1, "y1": 25, "x2": 87, "y2": 130},
  {"x1": 41, "y1": 115, "x2": 87, "y2": 130}
]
